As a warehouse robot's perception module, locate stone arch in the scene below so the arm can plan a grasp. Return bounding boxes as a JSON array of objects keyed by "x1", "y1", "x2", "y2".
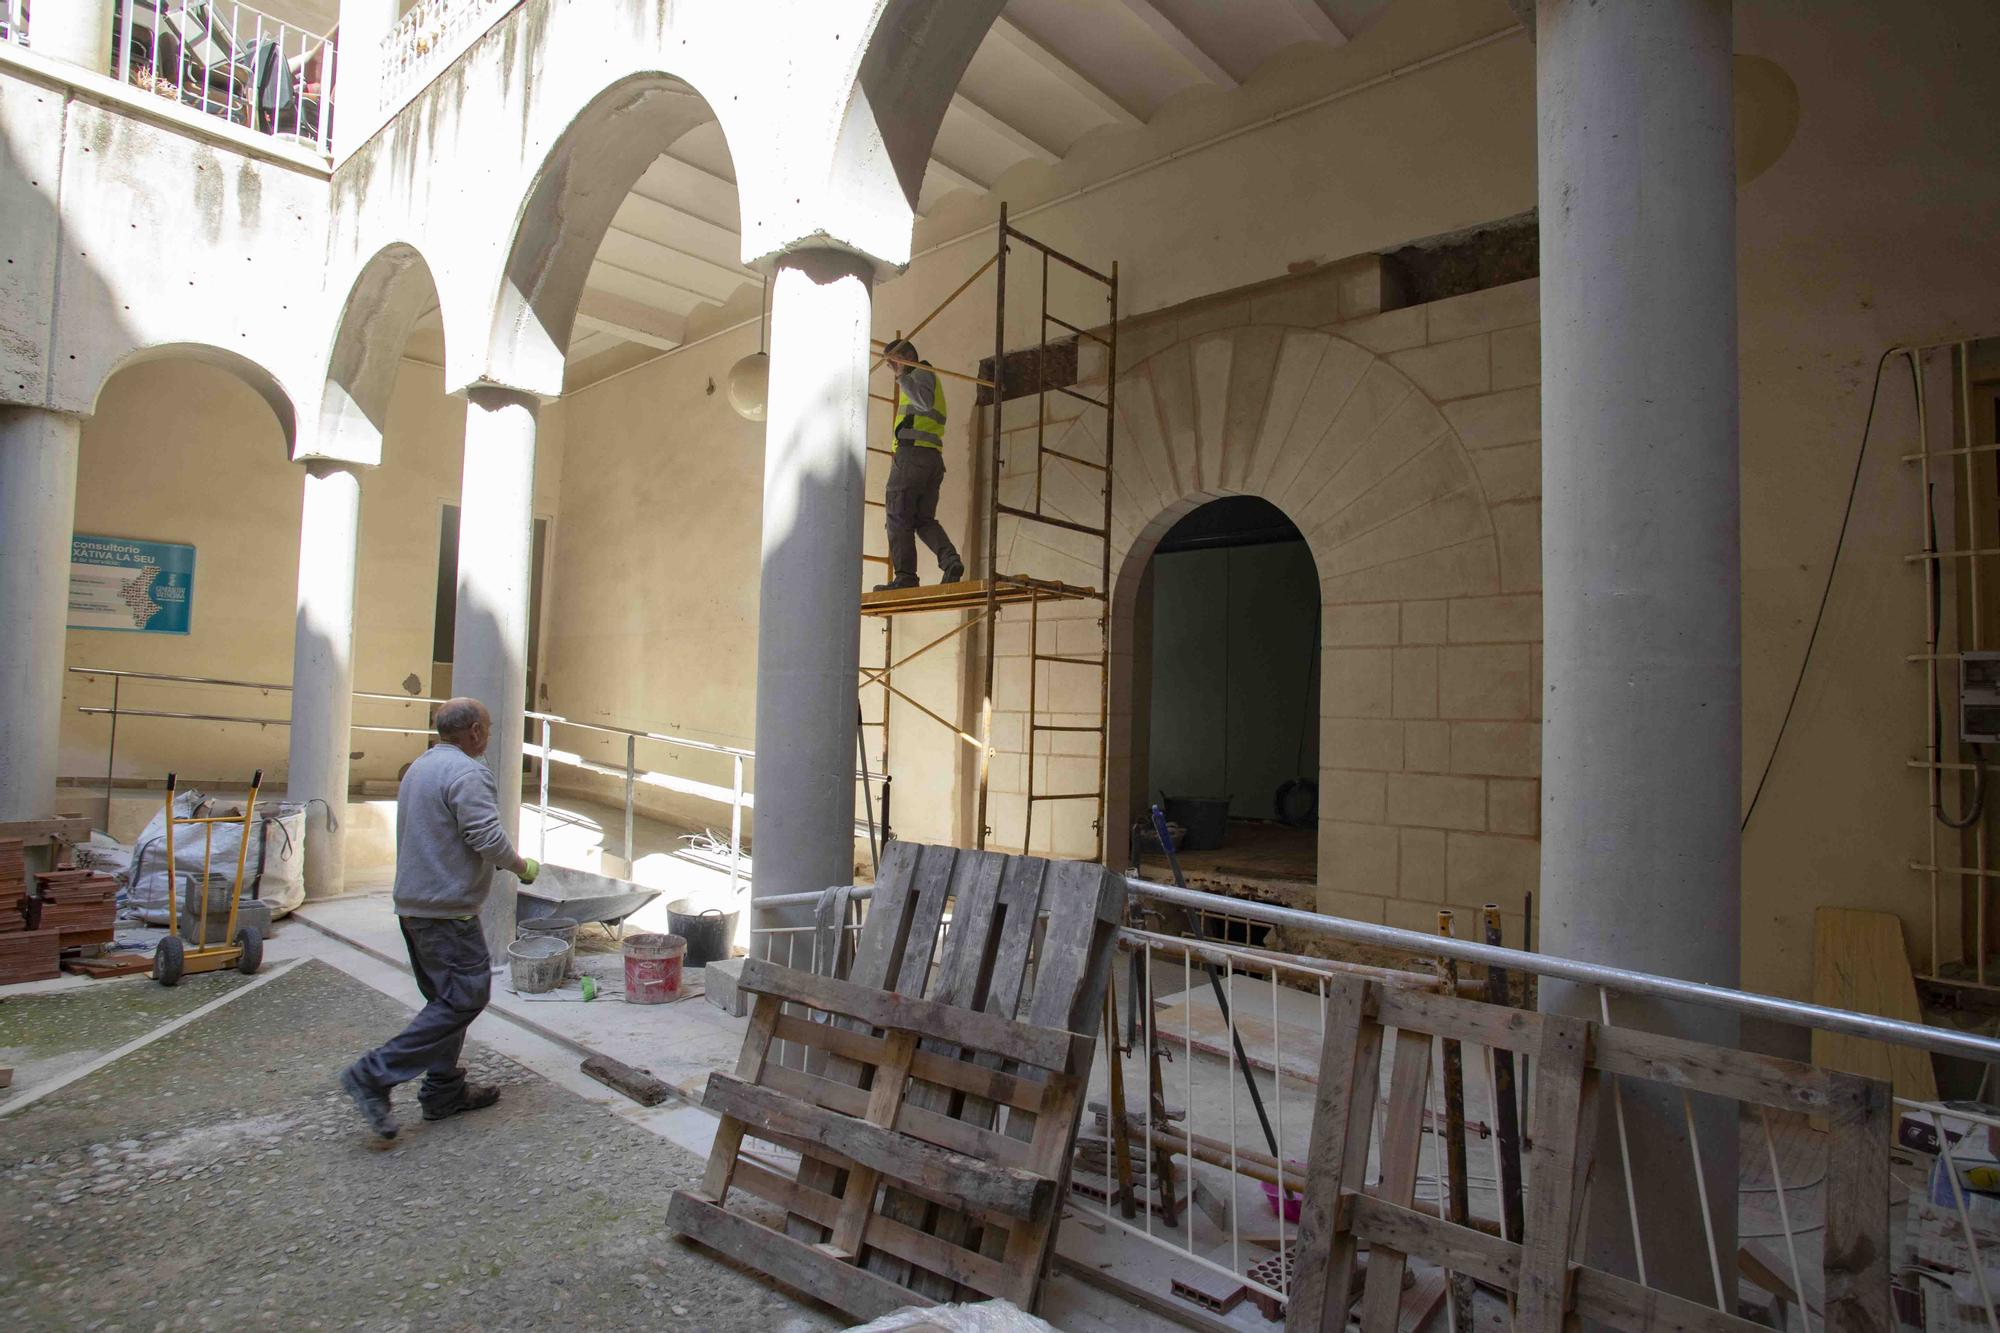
[
  {"x1": 90, "y1": 343, "x2": 299, "y2": 457},
  {"x1": 484, "y1": 71, "x2": 739, "y2": 399},
  {"x1": 991, "y1": 323, "x2": 1504, "y2": 883},
  {"x1": 314, "y1": 242, "x2": 443, "y2": 466}
]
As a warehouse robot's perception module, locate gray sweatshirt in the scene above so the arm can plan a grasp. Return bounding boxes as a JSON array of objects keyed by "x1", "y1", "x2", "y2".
[{"x1": 392, "y1": 743, "x2": 520, "y2": 919}]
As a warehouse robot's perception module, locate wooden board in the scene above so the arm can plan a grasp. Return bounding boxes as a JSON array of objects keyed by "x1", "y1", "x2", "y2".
[
  {"x1": 670, "y1": 842, "x2": 1125, "y2": 1321},
  {"x1": 1151, "y1": 969, "x2": 1328, "y2": 1084},
  {"x1": 1811, "y1": 908, "x2": 1939, "y2": 1106}
]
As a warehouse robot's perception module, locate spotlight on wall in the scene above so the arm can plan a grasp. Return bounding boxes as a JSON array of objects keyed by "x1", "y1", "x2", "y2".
[
  {"x1": 728, "y1": 272, "x2": 771, "y2": 422},
  {"x1": 727, "y1": 351, "x2": 769, "y2": 421}
]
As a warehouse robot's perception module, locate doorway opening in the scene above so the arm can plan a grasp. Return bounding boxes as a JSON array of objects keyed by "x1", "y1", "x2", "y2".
[{"x1": 1136, "y1": 496, "x2": 1319, "y2": 899}]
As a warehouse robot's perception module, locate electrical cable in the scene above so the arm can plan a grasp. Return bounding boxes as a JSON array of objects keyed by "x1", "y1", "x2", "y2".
[{"x1": 1741, "y1": 348, "x2": 1901, "y2": 832}]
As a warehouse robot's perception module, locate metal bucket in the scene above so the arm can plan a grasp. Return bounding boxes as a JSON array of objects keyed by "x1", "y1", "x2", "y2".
[
  {"x1": 507, "y1": 934, "x2": 569, "y2": 995},
  {"x1": 666, "y1": 900, "x2": 735, "y2": 968},
  {"x1": 518, "y1": 916, "x2": 580, "y2": 977}
]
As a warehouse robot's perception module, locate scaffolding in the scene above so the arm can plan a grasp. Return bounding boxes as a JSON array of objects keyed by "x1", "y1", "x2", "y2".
[{"x1": 859, "y1": 204, "x2": 1120, "y2": 860}]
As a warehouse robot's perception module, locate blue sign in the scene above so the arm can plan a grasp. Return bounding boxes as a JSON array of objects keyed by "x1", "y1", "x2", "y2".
[{"x1": 68, "y1": 535, "x2": 195, "y2": 635}]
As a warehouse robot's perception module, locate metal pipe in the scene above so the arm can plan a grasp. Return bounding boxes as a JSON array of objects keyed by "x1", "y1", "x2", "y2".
[
  {"x1": 623, "y1": 733, "x2": 636, "y2": 869},
  {"x1": 730, "y1": 754, "x2": 745, "y2": 900},
  {"x1": 538, "y1": 715, "x2": 551, "y2": 861}
]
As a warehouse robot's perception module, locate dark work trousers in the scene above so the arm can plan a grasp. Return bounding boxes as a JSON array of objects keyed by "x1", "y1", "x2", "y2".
[
  {"x1": 884, "y1": 444, "x2": 961, "y2": 580},
  {"x1": 353, "y1": 916, "x2": 491, "y2": 1111}
]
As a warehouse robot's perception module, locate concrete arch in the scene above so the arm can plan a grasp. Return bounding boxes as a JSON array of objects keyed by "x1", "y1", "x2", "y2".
[
  {"x1": 313, "y1": 242, "x2": 444, "y2": 467},
  {"x1": 90, "y1": 343, "x2": 300, "y2": 457},
  {"x1": 484, "y1": 71, "x2": 738, "y2": 399},
  {"x1": 989, "y1": 323, "x2": 1503, "y2": 878}
]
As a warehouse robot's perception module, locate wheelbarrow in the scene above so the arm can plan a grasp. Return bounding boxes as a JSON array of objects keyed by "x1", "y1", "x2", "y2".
[{"x1": 518, "y1": 863, "x2": 660, "y2": 934}]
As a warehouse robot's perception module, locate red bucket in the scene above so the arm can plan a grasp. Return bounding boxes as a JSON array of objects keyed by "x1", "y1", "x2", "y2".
[{"x1": 622, "y1": 933, "x2": 686, "y2": 1004}]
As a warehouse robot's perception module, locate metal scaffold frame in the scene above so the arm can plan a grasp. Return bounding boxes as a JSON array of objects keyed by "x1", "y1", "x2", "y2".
[{"x1": 859, "y1": 204, "x2": 1120, "y2": 862}]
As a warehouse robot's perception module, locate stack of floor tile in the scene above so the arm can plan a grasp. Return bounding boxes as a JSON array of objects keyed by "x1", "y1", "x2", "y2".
[
  {"x1": 0, "y1": 842, "x2": 60, "y2": 983},
  {"x1": 30, "y1": 867, "x2": 119, "y2": 948}
]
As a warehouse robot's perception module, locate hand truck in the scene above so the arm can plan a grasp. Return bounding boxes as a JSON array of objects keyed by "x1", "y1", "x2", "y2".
[{"x1": 152, "y1": 770, "x2": 266, "y2": 986}]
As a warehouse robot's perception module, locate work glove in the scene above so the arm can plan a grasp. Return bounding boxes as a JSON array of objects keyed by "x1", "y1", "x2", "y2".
[{"x1": 519, "y1": 858, "x2": 540, "y2": 885}]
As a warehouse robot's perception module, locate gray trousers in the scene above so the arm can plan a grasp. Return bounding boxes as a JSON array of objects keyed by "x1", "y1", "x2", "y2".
[
  {"x1": 884, "y1": 445, "x2": 961, "y2": 579},
  {"x1": 353, "y1": 916, "x2": 491, "y2": 1107}
]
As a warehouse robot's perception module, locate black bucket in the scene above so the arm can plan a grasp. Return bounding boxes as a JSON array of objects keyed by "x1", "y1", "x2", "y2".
[{"x1": 667, "y1": 900, "x2": 735, "y2": 968}]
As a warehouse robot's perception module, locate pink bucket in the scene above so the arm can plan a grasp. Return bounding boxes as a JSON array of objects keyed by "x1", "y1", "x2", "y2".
[{"x1": 623, "y1": 933, "x2": 686, "y2": 1004}]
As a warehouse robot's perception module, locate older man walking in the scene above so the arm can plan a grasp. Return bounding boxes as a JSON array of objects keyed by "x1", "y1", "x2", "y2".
[{"x1": 340, "y1": 697, "x2": 539, "y2": 1139}]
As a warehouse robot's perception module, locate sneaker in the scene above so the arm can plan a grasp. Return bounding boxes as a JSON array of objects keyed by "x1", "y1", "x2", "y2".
[
  {"x1": 873, "y1": 575, "x2": 919, "y2": 592},
  {"x1": 422, "y1": 1083, "x2": 501, "y2": 1122},
  {"x1": 339, "y1": 1066, "x2": 398, "y2": 1140},
  {"x1": 940, "y1": 560, "x2": 965, "y2": 585}
]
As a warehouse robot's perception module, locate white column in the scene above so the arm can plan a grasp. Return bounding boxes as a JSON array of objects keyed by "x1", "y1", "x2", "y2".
[
  {"x1": 1536, "y1": 0, "x2": 1739, "y2": 1300},
  {"x1": 0, "y1": 408, "x2": 81, "y2": 823},
  {"x1": 751, "y1": 249, "x2": 874, "y2": 907},
  {"x1": 453, "y1": 386, "x2": 537, "y2": 956},
  {"x1": 333, "y1": 0, "x2": 402, "y2": 154},
  {"x1": 287, "y1": 461, "x2": 363, "y2": 898},
  {"x1": 33, "y1": 0, "x2": 113, "y2": 72}
]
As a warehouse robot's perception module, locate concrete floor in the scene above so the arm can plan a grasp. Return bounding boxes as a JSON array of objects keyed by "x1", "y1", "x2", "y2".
[{"x1": 0, "y1": 959, "x2": 834, "y2": 1333}]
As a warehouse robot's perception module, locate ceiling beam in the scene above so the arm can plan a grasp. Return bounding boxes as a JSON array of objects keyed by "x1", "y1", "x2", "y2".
[
  {"x1": 1287, "y1": 0, "x2": 1349, "y2": 45},
  {"x1": 576, "y1": 288, "x2": 686, "y2": 352},
  {"x1": 926, "y1": 154, "x2": 993, "y2": 197},
  {"x1": 596, "y1": 224, "x2": 747, "y2": 303},
  {"x1": 988, "y1": 16, "x2": 1144, "y2": 128},
  {"x1": 1111, "y1": 0, "x2": 1237, "y2": 87},
  {"x1": 949, "y1": 92, "x2": 1062, "y2": 165}
]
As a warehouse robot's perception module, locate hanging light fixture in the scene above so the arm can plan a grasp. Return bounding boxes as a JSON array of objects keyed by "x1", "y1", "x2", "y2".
[{"x1": 727, "y1": 273, "x2": 770, "y2": 422}]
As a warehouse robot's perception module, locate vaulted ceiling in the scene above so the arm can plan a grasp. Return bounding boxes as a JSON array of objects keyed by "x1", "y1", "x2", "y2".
[{"x1": 404, "y1": 0, "x2": 1397, "y2": 385}]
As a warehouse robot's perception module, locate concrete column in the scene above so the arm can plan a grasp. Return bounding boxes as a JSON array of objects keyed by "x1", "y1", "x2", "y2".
[
  {"x1": 751, "y1": 249, "x2": 874, "y2": 907},
  {"x1": 33, "y1": 0, "x2": 114, "y2": 73},
  {"x1": 1536, "y1": 0, "x2": 1739, "y2": 1300},
  {"x1": 287, "y1": 461, "x2": 364, "y2": 899},
  {"x1": 0, "y1": 408, "x2": 81, "y2": 824},
  {"x1": 332, "y1": 0, "x2": 402, "y2": 155},
  {"x1": 452, "y1": 386, "x2": 538, "y2": 956}
]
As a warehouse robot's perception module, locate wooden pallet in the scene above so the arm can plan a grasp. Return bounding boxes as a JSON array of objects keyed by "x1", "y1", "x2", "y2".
[
  {"x1": 669, "y1": 841, "x2": 1125, "y2": 1321},
  {"x1": 1286, "y1": 976, "x2": 1892, "y2": 1333}
]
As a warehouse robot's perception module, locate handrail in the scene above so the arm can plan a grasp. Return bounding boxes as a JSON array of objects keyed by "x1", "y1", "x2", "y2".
[{"x1": 754, "y1": 871, "x2": 2000, "y2": 1066}]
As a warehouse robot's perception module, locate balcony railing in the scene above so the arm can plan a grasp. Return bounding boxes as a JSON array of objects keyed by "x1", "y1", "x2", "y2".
[
  {"x1": 377, "y1": 0, "x2": 513, "y2": 115},
  {"x1": 109, "y1": 1, "x2": 336, "y2": 152}
]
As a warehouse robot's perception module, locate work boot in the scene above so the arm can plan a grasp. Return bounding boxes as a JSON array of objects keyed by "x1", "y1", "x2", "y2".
[
  {"x1": 874, "y1": 574, "x2": 919, "y2": 592},
  {"x1": 339, "y1": 1066, "x2": 398, "y2": 1140},
  {"x1": 418, "y1": 1080, "x2": 500, "y2": 1120},
  {"x1": 940, "y1": 560, "x2": 965, "y2": 585}
]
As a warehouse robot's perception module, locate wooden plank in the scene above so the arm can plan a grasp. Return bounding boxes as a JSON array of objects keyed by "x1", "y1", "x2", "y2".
[
  {"x1": 827, "y1": 1030, "x2": 920, "y2": 1258},
  {"x1": 1570, "y1": 1265, "x2": 1767, "y2": 1333},
  {"x1": 1358, "y1": 1027, "x2": 1434, "y2": 1330},
  {"x1": 578, "y1": 1053, "x2": 672, "y2": 1106},
  {"x1": 701, "y1": 992, "x2": 784, "y2": 1202},
  {"x1": 736, "y1": 957, "x2": 1090, "y2": 1073},
  {"x1": 1811, "y1": 908, "x2": 1938, "y2": 1106},
  {"x1": 667, "y1": 1190, "x2": 927, "y2": 1324},
  {"x1": 1820, "y1": 1073, "x2": 1892, "y2": 1333},
  {"x1": 1515, "y1": 1012, "x2": 1594, "y2": 1333},
  {"x1": 702, "y1": 1073, "x2": 1054, "y2": 1220},
  {"x1": 1377, "y1": 986, "x2": 1543, "y2": 1056},
  {"x1": 1347, "y1": 1196, "x2": 1517, "y2": 1291},
  {"x1": 1594, "y1": 1019, "x2": 1856, "y2": 1119},
  {"x1": 1287, "y1": 975, "x2": 1384, "y2": 1333},
  {"x1": 771, "y1": 1011, "x2": 1047, "y2": 1112},
  {"x1": 1149, "y1": 968, "x2": 1330, "y2": 1084},
  {"x1": 762, "y1": 1061, "x2": 1037, "y2": 1170}
]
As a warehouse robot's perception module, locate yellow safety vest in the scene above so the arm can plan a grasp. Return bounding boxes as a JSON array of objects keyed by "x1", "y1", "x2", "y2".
[{"x1": 895, "y1": 369, "x2": 946, "y2": 450}]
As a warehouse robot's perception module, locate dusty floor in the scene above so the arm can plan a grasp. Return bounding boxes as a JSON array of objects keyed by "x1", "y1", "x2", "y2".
[{"x1": 0, "y1": 960, "x2": 834, "y2": 1333}]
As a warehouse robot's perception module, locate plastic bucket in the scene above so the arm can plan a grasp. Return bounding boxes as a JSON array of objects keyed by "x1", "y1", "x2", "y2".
[
  {"x1": 508, "y1": 934, "x2": 569, "y2": 995},
  {"x1": 623, "y1": 933, "x2": 686, "y2": 1004},
  {"x1": 666, "y1": 901, "x2": 734, "y2": 968},
  {"x1": 519, "y1": 916, "x2": 580, "y2": 977}
]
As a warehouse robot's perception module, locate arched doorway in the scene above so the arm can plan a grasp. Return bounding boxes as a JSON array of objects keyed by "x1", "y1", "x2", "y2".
[{"x1": 1132, "y1": 496, "x2": 1320, "y2": 893}]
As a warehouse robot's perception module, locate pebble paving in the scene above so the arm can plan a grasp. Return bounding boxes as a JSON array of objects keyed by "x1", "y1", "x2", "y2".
[{"x1": 0, "y1": 960, "x2": 838, "y2": 1332}]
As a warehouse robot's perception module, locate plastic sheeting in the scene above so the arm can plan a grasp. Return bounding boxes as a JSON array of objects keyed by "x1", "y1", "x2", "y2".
[{"x1": 124, "y1": 791, "x2": 307, "y2": 923}]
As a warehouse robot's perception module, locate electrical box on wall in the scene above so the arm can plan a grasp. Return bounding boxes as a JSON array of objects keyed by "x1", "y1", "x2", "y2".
[{"x1": 1963, "y1": 653, "x2": 2000, "y2": 744}]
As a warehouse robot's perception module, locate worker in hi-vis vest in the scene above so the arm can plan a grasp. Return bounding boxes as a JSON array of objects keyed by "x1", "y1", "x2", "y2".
[{"x1": 875, "y1": 338, "x2": 966, "y2": 591}]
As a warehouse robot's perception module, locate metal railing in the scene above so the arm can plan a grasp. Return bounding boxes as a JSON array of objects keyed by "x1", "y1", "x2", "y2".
[
  {"x1": 1, "y1": 1, "x2": 24, "y2": 48},
  {"x1": 751, "y1": 871, "x2": 2000, "y2": 1330},
  {"x1": 110, "y1": 1, "x2": 336, "y2": 152},
  {"x1": 377, "y1": 0, "x2": 513, "y2": 115}
]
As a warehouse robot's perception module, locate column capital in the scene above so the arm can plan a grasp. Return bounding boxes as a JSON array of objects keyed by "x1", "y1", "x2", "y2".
[
  {"x1": 458, "y1": 382, "x2": 546, "y2": 414},
  {"x1": 763, "y1": 244, "x2": 884, "y2": 290}
]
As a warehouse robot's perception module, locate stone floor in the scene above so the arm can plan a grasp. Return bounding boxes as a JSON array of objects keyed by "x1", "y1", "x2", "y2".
[{"x1": 0, "y1": 960, "x2": 835, "y2": 1333}]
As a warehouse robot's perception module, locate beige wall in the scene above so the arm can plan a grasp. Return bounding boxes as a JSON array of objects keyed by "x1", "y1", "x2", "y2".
[{"x1": 58, "y1": 356, "x2": 567, "y2": 793}]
